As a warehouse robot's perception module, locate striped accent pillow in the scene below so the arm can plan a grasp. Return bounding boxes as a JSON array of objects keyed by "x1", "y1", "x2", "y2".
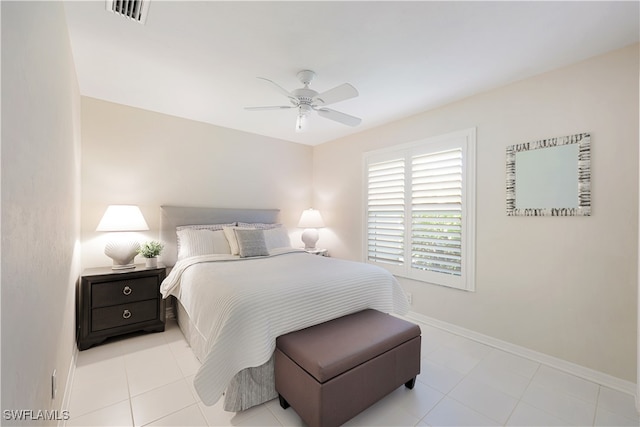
[
  {"x1": 176, "y1": 223, "x2": 235, "y2": 255},
  {"x1": 177, "y1": 229, "x2": 232, "y2": 259},
  {"x1": 237, "y1": 222, "x2": 282, "y2": 230},
  {"x1": 234, "y1": 229, "x2": 269, "y2": 258}
]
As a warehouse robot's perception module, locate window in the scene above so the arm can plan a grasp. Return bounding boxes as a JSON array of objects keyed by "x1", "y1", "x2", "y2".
[{"x1": 364, "y1": 128, "x2": 476, "y2": 291}]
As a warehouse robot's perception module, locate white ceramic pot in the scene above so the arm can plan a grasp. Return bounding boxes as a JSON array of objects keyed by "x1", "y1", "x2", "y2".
[{"x1": 145, "y1": 257, "x2": 158, "y2": 268}]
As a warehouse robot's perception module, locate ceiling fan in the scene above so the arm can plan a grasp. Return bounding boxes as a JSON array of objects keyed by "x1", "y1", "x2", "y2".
[{"x1": 245, "y1": 70, "x2": 361, "y2": 132}]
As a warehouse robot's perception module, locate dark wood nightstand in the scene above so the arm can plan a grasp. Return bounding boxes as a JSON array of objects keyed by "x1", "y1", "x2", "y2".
[{"x1": 77, "y1": 265, "x2": 166, "y2": 350}]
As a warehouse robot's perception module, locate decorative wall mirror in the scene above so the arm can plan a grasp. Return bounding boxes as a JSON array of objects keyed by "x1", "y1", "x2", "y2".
[{"x1": 506, "y1": 132, "x2": 590, "y2": 216}]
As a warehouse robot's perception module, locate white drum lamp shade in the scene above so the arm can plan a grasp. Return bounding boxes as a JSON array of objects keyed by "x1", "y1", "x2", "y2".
[
  {"x1": 96, "y1": 205, "x2": 149, "y2": 270},
  {"x1": 298, "y1": 208, "x2": 325, "y2": 249}
]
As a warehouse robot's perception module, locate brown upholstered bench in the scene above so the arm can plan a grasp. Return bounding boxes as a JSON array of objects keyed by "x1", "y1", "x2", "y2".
[{"x1": 275, "y1": 309, "x2": 421, "y2": 427}]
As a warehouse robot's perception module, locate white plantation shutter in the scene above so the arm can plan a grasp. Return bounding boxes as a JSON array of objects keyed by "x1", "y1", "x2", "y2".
[
  {"x1": 366, "y1": 158, "x2": 405, "y2": 269},
  {"x1": 364, "y1": 128, "x2": 475, "y2": 291},
  {"x1": 410, "y1": 149, "x2": 464, "y2": 287}
]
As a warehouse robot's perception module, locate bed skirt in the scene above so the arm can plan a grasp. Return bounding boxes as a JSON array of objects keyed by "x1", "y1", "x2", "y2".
[{"x1": 175, "y1": 299, "x2": 278, "y2": 411}]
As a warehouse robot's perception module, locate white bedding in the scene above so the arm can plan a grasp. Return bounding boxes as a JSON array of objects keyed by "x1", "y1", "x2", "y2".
[{"x1": 160, "y1": 248, "x2": 410, "y2": 406}]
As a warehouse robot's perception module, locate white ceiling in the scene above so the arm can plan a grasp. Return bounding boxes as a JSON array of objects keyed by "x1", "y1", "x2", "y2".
[{"x1": 64, "y1": 1, "x2": 639, "y2": 146}]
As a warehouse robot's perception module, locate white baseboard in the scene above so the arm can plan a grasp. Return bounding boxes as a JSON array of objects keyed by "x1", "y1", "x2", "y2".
[
  {"x1": 59, "y1": 344, "x2": 78, "y2": 427},
  {"x1": 406, "y1": 311, "x2": 638, "y2": 399}
]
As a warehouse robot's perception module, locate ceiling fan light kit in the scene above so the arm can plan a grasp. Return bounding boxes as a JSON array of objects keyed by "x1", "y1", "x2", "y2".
[
  {"x1": 295, "y1": 113, "x2": 307, "y2": 132},
  {"x1": 245, "y1": 70, "x2": 361, "y2": 132}
]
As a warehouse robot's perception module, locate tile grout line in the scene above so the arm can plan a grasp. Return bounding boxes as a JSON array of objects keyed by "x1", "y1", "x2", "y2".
[
  {"x1": 414, "y1": 381, "x2": 448, "y2": 427},
  {"x1": 264, "y1": 402, "x2": 286, "y2": 426},
  {"x1": 514, "y1": 365, "x2": 596, "y2": 426},
  {"x1": 591, "y1": 386, "x2": 602, "y2": 426},
  {"x1": 139, "y1": 399, "x2": 199, "y2": 427},
  {"x1": 150, "y1": 328, "x2": 202, "y2": 427},
  {"x1": 162, "y1": 327, "x2": 210, "y2": 426},
  {"x1": 419, "y1": 325, "x2": 579, "y2": 426},
  {"x1": 510, "y1": 361, "x2": 544, "y2": 425},
  {"x1": 425, "y1": 341, "x2": 506, "y2": 425},
  {"x1": 175, "y1": 332, "x2": 208, "y2": 425},
  {"x1": 121, "y1": 341, "x2": 137, "y2": 427}
]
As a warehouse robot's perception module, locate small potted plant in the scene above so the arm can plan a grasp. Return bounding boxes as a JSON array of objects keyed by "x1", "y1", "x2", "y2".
[{"x1": 138, "y1": 240, "x2": 164, "y2": 268}]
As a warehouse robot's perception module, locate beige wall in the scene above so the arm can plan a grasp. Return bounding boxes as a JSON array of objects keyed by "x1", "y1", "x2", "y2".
[
  {"x1": 81, "y1": 98, "x2": 313, "y2": 268},
  {"x1": 1, "y1": 1, "x2": 81, "y2": 423},
  {"x1": 313, "y1": 44, "x2": 639, "y2": 382}
]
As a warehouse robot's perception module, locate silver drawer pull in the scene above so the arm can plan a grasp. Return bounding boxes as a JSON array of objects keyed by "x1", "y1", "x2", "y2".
[
  {"x1": 122, "y1": 309, "x2": 132, "y2": 319},
  {"x1": 123, "y1": 286, "x2": 132, "y2": 296}
]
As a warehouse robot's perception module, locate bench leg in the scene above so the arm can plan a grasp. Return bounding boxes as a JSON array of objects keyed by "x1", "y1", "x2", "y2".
[
  {"x1": 278, "y1": 394, "x2": 290, "y2": 410},
  {"x1": 405, "y1": 377, "x2": 416, "y2": 390}
]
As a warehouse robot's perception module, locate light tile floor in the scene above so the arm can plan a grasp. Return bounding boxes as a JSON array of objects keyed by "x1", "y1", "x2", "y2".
[{"x1": 66, "y1": 318, "x2": 640, "y2": 426}]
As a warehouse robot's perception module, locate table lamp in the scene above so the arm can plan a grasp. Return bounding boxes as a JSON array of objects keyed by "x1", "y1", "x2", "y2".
[
  {"x1": 96, "y1": 205, "x2": 149, "y2": 269},
  {"x1": 297, "y1": 208, "x2": 325, "y2": 249}
]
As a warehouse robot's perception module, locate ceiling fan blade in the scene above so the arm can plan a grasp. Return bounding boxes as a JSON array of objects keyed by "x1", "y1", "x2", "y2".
[
  {"x1": 313, "y1": 83, "x2": 358, "y2": 106},
  {"x1": 244, "y1": 106, "x2": 294, "y2": 111},
  {"x1": 316, "y1": 108, "x2": 362, "y2": 127},
  {"x1": 256, "y1": 77, "x2": 297, "y2": 102}
]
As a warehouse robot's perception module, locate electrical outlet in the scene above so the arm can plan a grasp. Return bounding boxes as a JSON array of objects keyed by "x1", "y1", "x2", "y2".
[
  {"x1": 406, "y1": 292, "x2": 413, "y2": 305},
  {"x1": 51, "y1": 369, "x2": 57, "y2": 400}
]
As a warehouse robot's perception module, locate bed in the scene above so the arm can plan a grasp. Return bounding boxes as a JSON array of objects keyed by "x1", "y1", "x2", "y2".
[{"x1": 158, "y1": 206, "x2": 410, "y2": 411}]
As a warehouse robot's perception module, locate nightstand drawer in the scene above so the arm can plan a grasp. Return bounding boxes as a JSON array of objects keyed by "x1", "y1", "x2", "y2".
[
  {"x1": 92, "y1": 277, "x2": 158, "y2": 308},
  {"x1": 92, "y1": 300, "x2": 158, "y2": 331}
]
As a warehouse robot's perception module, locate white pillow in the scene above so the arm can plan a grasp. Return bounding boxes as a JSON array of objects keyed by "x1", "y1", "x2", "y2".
[
  {"x1": 177, "y1": 229, "x2": 231, "y2": 259},
  {"x1": 223, "y1": 227, "x2": 254, "y2": 255},
  {"x1": 176, "y1": 223, "x2": 234, "y2": 254},
  {"x1": 263, "y1": 227, "x2": 291, "y2": 250}
]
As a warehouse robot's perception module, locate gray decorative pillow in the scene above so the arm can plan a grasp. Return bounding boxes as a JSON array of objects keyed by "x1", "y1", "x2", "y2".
[{"x1": 234, "y1": 228, "x2": 269, "y2": 258}]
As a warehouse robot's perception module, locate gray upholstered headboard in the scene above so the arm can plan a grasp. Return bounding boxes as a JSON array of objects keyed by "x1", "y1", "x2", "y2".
[{"x1": 159, "y1": 206, "x2": 280, "y2": 267}]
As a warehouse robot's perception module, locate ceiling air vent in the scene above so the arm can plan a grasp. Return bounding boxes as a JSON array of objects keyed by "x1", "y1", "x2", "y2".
[{"x1": 106, "y1": 0, "x2": 150, "y2": 24}]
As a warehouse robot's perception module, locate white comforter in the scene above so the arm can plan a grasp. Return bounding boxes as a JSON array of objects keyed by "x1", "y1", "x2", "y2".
[{"x1": 161, "y1": 248, "x2": 409, "y2": 406}]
